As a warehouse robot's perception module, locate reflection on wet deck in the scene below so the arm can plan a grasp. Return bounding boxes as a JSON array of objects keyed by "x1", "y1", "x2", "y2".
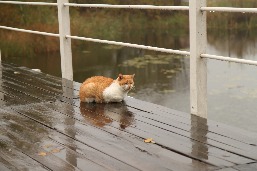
[{"x1": 0, "y1": 62, "x2": 257, "y2": 171}]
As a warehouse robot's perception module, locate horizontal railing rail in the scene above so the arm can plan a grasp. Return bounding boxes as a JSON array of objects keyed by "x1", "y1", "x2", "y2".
[
  {"x1": 201, "y1": 7, "x2": 257, "y2": 13},
  {"x1": 64, "y1": 3, "x2": 189, "y2": 10},
  {"x1": 0, "y1": 25, "x2": 59, "y2": 37},
  {"x1": 0, "y1": 1, "x2": 56, "y2": 6},
  {"x1": 0, "y1": 0, "x2": 256, "y2": 117},
  {"x1": 0, "y1": 25, "x2": 189, "y2": 56},
  {"x1": 66, "y1": 35, "x2": 190, "y2": 55},
  {"x1": 201, "y1": 54, "x2": 257, "y2": 66}
]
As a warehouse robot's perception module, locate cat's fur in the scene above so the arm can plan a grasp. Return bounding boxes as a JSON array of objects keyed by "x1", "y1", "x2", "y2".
[{"x1": 79, "y1": 74, "x2": 135, "y2": 103}]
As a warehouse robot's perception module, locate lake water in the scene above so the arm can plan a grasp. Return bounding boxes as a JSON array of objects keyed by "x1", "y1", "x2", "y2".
[{"x1": 3, "y1": 27, "x2": 257, "y2": 133}]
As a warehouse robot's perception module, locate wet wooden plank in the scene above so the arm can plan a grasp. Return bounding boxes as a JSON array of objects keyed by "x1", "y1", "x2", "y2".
[
  {"x1": 1, "y1": 63, "x2": 72, "y2": 93},
  {"x1": 1, "y1": 62, "x2": 257, "y2": 171},
  {"x1": 0, "y1": 82, "x2": 41, "y2": 103},
  {"x1": 120, "y1": 99, "x2": 257, "y2": 159},
  {"x1": 7, "y1": 103, "x2": 212, "y2": 171},
  {"x1": 0, "y1": 118, "x2": 80, "y2": 171},
  {"x1": 0, "y1": 81, "x2": 231, "y2": 168},
  {"x1": 0, "y1": 108, "x2": 129, "y2": 171},
  {"x1": 216, "y1": 163, "x2": 257, "y2": 171},
  {"x1": 1, "y1": 103, "x2": 200, "y2": 171},
  {"x1": 0, "y1": 155, "x2": 19, "y2": 171},
  {"x1": 56, "y1": 101, "x2": 255, "y2": 166},
  {"x1": 215, "y1": 168, "x2": 239, "y2": 171},
  {"x1": 124, "y1": 97, "x2": 257, "y2": 144},
  {"x1": 0, "y1": 164, "x2": 13, "y2": 171},
  {"x1": 0, "y1": 91, "x2": 28, "y2": 106},
  {"x1": 2, "y1": 71, "x2": 63, "y2": 96},
  {"x1": 1, "y1": 65, "x2": 77, "y2": 101},
  {"x1": 1, "y1": 75, "x2": 58, "y2": 101},
  {"x1": 0, "y1": 144, "x2": 50, "y2": 171},
  {"x1": 233, "y1": 162, "x2": 257, "y2": 171},
  {"x1": 70, "y1": 96, "x2": 256, "y2": 162},
  {"x1": 0, "y1": 96, "x2": 211, "y2": 170},
  {"x1": 3, "y1": 99, "x2": 234, "y2": 168},
  {"x1": 0, "y1": 124, "x2": 50, "y2": 171},
  {"x1": 2, "y1": 63, "x2": 63, "y2": 87}
]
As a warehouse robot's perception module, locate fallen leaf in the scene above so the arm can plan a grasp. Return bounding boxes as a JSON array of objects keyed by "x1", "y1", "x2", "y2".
[
  {"x1": 38, "y1": 152, "x2": 47, "y2": 156},
  {"x1": 51, "y1": 148, "x2": 61, "y2": 153},
  {"x1": 144, "y1": 138, "x2": 154, "y2": 143}
]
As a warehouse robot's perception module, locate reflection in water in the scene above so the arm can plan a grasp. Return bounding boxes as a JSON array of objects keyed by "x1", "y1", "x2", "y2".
[
  {"x1": 190, "y1": 115, "x2": 208, "y2": 168},
  {"x1": 62, "y1": 80, "x2": 77, "y2": 170},
  {"x1": 0, "y1": 63, "x2": 4, "y2": 106},
  {"x1": 80, "y1": 101, "x2": 135, "y2": 129},
  {"x1": 207, "y1": 28, "x2": 257, "y2": 59}
]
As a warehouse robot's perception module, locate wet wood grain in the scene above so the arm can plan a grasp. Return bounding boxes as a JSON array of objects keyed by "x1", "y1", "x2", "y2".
[{"x1": 0, "y1": 62, "x2": 257, "y2": 171}]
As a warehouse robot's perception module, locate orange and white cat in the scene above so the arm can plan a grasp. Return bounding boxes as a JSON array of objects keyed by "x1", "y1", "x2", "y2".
[{"x1": 79, "y1": 74, "x2": 135, "y2": 103}]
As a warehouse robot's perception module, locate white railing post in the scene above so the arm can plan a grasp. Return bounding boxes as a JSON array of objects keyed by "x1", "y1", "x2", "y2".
[
  {"x1": 57, "y1": 0, "x2": 73, "y2": 80},
  {"x1": 189, "y1": 0, "x2": 207, "y2": 118}
]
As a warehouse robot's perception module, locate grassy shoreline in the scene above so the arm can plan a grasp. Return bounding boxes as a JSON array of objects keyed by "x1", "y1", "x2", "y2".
[{"x1": 0, "y1": 0, "x2": 257, "y2": 54}]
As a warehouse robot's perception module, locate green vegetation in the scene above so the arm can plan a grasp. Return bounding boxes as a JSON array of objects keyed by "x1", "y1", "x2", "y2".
[
  {"x1": 0, "y1": 0, "x2": 257, "y2": 55},
  {"x1": 119, "y1": 54, "x2": 181, "y2": 68}
]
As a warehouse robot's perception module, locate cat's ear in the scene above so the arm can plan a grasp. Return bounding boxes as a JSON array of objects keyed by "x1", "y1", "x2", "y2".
[
  {"x1": 118, "y1": 73, "x2": 123, "y2": 80},
  {"x1": 132, "y1": 74, "x2": 135, "y2": 78}
]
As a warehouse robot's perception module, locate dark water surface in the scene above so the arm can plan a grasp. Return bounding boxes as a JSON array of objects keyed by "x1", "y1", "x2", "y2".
[{"x1": 2, "y1": 27, "x2": 257, "y2": 133}]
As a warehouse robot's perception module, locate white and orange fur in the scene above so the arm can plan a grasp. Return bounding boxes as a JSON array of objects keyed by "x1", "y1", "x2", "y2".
[{"x1": 79, "y1": 74, "x2": 135, "y2": 103}]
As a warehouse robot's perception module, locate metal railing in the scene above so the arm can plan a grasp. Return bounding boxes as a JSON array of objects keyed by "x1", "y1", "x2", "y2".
[{"x1": 0, "y1": 0, "x2": 256, "y2": 118}]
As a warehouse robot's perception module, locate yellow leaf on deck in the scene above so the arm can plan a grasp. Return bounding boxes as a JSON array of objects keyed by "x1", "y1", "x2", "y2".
[
  {"x1": 51, "y1": 149, "x2": 61, "y2": 153},
  {"x1": 144, "y1": 138, "x2": 153, "y2": 143},
  {"x1": 38, "y1": 152, "x2": 47, "y2": 156}
]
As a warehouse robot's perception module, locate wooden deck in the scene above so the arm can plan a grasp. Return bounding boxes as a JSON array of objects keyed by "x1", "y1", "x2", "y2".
[{"x1": 0, "y1": 62, "x2": 257, "y2": 171}]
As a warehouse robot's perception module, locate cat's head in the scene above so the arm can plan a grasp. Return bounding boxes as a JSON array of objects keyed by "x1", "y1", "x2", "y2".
[{"x1": 116, "y1": 73, "x2": 135, "y2": 92}]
